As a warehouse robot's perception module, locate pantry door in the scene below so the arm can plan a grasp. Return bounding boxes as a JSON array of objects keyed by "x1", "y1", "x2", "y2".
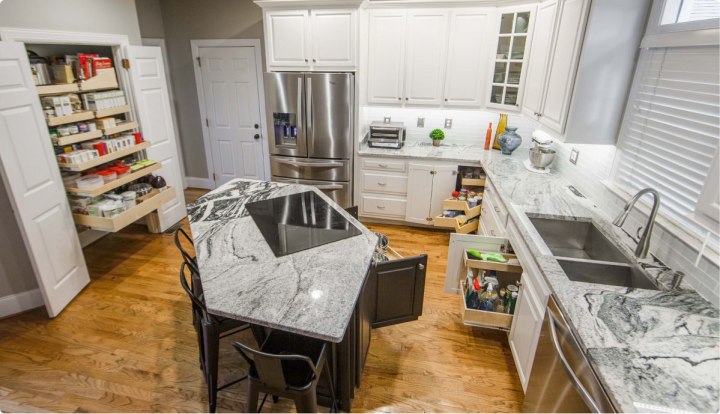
[
  {"x1": 125, "y1": 45, "x2": 187, "y2": 232},
  {"x1": 0, "y1": 41, "x2": 90, "y2": 317},
  {"x1": 197, "y1": 45, "x2": 266, "y2": 186}
]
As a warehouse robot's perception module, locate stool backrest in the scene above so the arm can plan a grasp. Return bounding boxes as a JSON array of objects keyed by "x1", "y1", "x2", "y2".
[
  {"x1": 174, "y1": 227, "x2": 203, "y2": 296},
  {"x1": 179, "y1": 261, "x2": 209, "y2": 322},
  {"x1": 232, "y1": 341, "x2": 319, "y2": 390}
]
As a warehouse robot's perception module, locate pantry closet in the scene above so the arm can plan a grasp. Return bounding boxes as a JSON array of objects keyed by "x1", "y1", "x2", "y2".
[{"x1": 0, "y1": 28, "x2": 186, "y2": 317}]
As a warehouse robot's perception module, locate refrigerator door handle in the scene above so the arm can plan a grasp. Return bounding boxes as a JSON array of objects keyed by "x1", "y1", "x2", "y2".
[
  {"x1": 274, "y1": 158, "x2": 344, "y2": 168},
  {"x1": 297, "y1": 76, "x2": 303, "y2": 129},
  {"x1": 306, "y1": 76, "x2": 313, "y2": 155}
]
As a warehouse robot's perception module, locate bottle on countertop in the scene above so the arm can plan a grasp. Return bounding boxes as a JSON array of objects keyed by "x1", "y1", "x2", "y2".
[{"x1": 484, "y1": 122, "x2": 493, "y2": 150}]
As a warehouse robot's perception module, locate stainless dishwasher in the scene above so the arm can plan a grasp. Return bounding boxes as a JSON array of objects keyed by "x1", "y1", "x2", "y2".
[{"x1": 523, "y1": 295, "x2": 615, "y2": 413}]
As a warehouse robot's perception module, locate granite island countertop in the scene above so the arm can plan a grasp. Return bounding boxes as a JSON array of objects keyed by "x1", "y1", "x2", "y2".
[
  {"x1": 360, "y1": 141, "x2": 720, "y2": 412},
  {"x1": 186, "y1": 179, "x2": 378, "y2": 343}
]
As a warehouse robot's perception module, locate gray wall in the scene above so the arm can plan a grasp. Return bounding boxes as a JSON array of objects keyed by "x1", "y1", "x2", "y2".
[
  {"x1": 135, "y1": 0, "x2": 165, "y2": 38},
  {"x1": 0, "y1": 180, "x2": 37, "y2": 297},
  {"x1": 141, "y1": 0, "x2": 264, "y2": 179},
  {"x1": 0, "y1": 0, "x2": 142, "y2": 45}
]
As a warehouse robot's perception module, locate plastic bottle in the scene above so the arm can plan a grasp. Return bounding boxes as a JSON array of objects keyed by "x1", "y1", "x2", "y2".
[{"x1": 484, "y1": 122, "x2": 493, "y2": 150}]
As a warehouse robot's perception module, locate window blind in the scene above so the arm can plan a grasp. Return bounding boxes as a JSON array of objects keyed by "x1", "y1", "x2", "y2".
[{"x1": 614, "y1": 45, "x2": 720, "y2": 237}]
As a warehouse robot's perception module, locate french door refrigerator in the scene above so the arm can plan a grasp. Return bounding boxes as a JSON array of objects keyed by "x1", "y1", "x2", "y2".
[{"x1": 265, "y1": 72, "x2": 354, "y2": 207}]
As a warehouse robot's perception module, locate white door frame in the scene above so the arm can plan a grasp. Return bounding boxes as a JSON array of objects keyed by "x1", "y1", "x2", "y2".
[
  {"x1": 142, "y1": 37, "x2": 187, "y2": 189},
  {"x1": 191, "y1": 39, "x2": 270, "y2": 188}
]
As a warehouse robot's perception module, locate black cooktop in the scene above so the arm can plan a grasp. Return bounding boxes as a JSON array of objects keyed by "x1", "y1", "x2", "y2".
[{"x1": 246, "y1": 191, "x2": 362, "y2": 257}]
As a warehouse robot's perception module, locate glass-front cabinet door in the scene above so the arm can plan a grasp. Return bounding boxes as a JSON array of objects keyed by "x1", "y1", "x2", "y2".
[{"x1": 489, "y1": 9, "x2": 533, "y2": 108}]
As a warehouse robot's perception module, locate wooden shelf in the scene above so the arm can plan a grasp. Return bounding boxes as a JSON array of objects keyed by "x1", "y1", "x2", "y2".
[
  {"x1": 73, "y1": 186, "x2": 176, "y2": 232},
  {"x1": 442, "y1": 198, "x2": 482, "y2": 217},
  {"x1": 94, "y1": 105, "x2": 130, "y2": 118},
  {"x1": 460, "y1": 280, "x2": 513, "y2": 330},
  {"x1": 102, "y1": 121, "x2": 137, "y2": 136},
  {"x1": 53, "y1": 129, "x2": 103, "y2": 146},
  {"x1": 58, "y1": 141, "x2": 150, "y2": 172},
  {"x1": 65, "y1": 162, "x2": 159, "y2": 196},
  {"x1": 36, "y1": 83, "x2": 79, "y2": 95},
  {"x1": 463, "y1": 250, "x2": 523, "y2": 273},
  {"x1": 461, "y1": 177, "x2": 486, "y2": 187},
  {"x1": 79, "y1": 68, "x2": 119, "y2": 91},
  {"x1": 434, "y1": 215, "x2": 479, "y2": 234},
  {"x1": 47, "y1": 111, "x2": 94, "y2": 127}
]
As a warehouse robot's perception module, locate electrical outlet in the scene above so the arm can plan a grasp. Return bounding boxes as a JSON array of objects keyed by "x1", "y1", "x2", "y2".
[
  {"x1": 444, "y1": 118, "x2": 453, "y2": 129},
  {"x1": 417, "y1": 117, "x2": 425, "y2": 128},
  {"x1": 383, "y1": 117, "x2": 391, "y2": 124},
  {"x1": 570, "y1": 148, "x2": 579, "y2": 165}
]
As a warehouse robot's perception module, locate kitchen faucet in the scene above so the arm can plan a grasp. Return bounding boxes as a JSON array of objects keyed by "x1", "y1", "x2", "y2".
[{"x1": 612, "y1": 188, "x2": 661, "y2": 259}]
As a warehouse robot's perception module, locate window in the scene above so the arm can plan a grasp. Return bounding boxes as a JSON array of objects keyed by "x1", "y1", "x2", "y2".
[{"x1": 613, "y1": 0, "x2": 720, "y2": 244}]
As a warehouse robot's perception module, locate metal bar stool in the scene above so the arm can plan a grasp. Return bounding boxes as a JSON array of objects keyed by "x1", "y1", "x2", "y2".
[
  {"x1": 176, "y1": 227, "x2": 250, "y2": 412},
  {"x1": 232, "y1": 329, "x2": 336, "y2": 413}
]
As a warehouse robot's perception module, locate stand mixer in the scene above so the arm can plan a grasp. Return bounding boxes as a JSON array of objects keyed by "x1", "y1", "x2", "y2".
[{"x1": 523, "y1": 130, "x2": 557, "y2": 174}]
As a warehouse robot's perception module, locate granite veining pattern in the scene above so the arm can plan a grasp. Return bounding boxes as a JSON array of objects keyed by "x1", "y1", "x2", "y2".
[
  {"x1": 187, "y1": 179, "x2": 378, "y2": 343},
  {"x1": 360, "y1": 142, "x2": 720, "y2": 412}
]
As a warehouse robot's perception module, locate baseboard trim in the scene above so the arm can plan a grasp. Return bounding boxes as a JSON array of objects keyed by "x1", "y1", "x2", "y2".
[
  {"x1": 0, "y1": 289, "x2": 43, "y2": 318},
  {"x1": 185, "y1": 176, "x2": 214, "y2": 190}
]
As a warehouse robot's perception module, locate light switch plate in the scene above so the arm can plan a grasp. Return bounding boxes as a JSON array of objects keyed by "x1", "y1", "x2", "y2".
[
  {"x1": 444, "y1": 118, "x2": 453, "y2": 129},
  {"x1": 417, "y1": 117, "x2": 425, "y2": 127},
  {"x1": 383, "y1": 117, "x2": 391, "y2": 124},
  {"x1": 570, "y1": 148, "x2": 579, "y2": 165}
]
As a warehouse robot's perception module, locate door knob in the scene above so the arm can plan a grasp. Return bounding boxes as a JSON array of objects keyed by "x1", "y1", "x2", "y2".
[
  {"x1": 254, "y1": 134, "x2": 260, "y2": 140},
  {"x1": 254, "y1": 124, "x2": 259, "y2": 129}
]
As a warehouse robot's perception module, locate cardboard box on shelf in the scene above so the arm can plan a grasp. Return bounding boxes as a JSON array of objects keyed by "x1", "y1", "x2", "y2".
[{"x1": 51, "y1": 64, "x2": 75, "y2": 84}]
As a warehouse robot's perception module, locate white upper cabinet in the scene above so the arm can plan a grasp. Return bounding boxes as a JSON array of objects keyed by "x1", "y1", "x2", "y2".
[
  {"x1": 520, "y1": 0, "x2": 590, "y2": 133},
  {"x1": 403, "y1": 10, "x2": 449, "y2": 105},
  {"x1": 538, "y1": 0, "x2": 589, "y2": 132},
  {"x1": 443, "y1": 9, "x2": 493, "y2": 107},
  {"x1": 521, "y1": 0, "x2": 557, "y2": 119},
  {"x1": 265, "y1": 8, "x2": 357, "y2": 71},
  {"x1": 367, "y1": 10, "x2": 407, "y2": 104},
  {"x1": 265, "y1": 10, "x2": 310, "y2": 68},
  {"x1": 310, "y1": 9, "x2": 357, "y2": 68}
]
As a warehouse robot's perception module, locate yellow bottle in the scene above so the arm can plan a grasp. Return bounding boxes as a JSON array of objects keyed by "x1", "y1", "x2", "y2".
[{"x1": 492, "y1": 113, "x2": 508, "y2": 150}]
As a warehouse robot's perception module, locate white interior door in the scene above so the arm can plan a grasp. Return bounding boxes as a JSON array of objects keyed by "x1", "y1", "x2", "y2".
[
  {"x1": 198, "y1": 46, "x2": 266, "y2": 186},
  {"x1": 125, "y1": 45, "x2": 187, "y2": 232},
  {"x1": 0, "y1": 41, "x2": 89, "y2": 317}
]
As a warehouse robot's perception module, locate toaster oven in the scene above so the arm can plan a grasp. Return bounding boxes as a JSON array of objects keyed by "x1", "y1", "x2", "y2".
[{"x1": 368, "y1": 121, "x2": 406, "y2": 149}]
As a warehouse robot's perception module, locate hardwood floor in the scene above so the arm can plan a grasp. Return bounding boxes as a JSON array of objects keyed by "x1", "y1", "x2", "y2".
[{"x1": 0, "y1": 189, "x2": 524, "y2": 412}]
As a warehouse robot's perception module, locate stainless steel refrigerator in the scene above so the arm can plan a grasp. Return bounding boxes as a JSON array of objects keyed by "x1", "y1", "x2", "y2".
[{"x1": 265, "y1": 72, "x2": 354, "y2": 207}]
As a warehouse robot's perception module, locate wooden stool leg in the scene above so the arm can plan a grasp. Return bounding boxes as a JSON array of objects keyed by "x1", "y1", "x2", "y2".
[{"x1": 246, "y1": 381, "x2": 259, "y2": 413}]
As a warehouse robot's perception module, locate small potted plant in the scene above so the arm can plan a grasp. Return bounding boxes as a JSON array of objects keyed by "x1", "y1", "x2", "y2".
[{"x1": 429, "y1": 128, "x2": 445, "y2": 147}]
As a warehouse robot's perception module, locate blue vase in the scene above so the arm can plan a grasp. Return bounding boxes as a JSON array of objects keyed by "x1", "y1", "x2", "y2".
[{"x1": 498, "y1": 127, "x2": 522, "y2": 155}]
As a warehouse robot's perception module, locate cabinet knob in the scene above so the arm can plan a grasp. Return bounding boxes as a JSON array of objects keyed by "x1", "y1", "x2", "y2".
[
  {"x1": 397, "y1": 97, "x2": 401, "y2": 101},
  {"x1": 254, "y1": 134, "x2": 260, "y2": 140},
  {"x1": 452, "y1": 170, "x2": 457, "y2": 175},
  {"x1": 405, "y1": 97, "x2": 409, "y2": 101},
  {"x1": 444, "y1": 98, "x2": 448, "y2": 102},
  {"x1": 313, "y1": 59, "x2": 317, "y2": 63},
  {"x1": 254, "y1": 124, "x2": 260, "y2": 129},
  {"x1": 305, "y1": 59, "x2": 308, "y2": 63}
]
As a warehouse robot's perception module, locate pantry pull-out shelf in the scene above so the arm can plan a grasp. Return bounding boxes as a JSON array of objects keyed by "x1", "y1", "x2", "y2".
[
  {"x1": 65, "y1": 162, "x2": 159, "y2": 196},
  {"x1": 36, "y1": 83, "x2": 79, "y2": 95},
  {"x1": 94, "y1": 105, "x2": 131, "y2": 118},
  {"x1": 58, "y1": 141, "x2": 150, "y2": 171},
  {"x1": 442, "y1": 198, "x2": 483, "y2": 217},
  {"x1": 461, "y1": 177, "x2": 486, "y2": 187},
  {"x1": 102, "y1": 120, "x2": 138, "y2": 136},
  {"x1": 79, "y1": 68, "x2": 119, "y2": 91},
  {"x1": 53, "y1": 129, "x2": 103, "y2": 146},
  {"x1": 47, "y1": 111, "x2": 95, "y2": 127},
  {"x1": 73, "y1": 187, "x2": 176, "y2": 232}
]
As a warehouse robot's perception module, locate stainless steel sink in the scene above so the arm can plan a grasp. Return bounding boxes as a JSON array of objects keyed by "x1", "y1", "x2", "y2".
[
  {"x1": 528, "y1": 217, "x2": 631, "y2": 264},
  {"x1": 528, "y1": 216, "x2": 661, "y2": 290},
  {"x1": 556, "y1": 259, "x2": 660, "y2": 290}
]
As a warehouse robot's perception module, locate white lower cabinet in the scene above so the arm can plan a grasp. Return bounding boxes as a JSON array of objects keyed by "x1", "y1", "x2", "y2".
[
  {"x1": 405, "y1": 162, "x2": 457, "y2": 225},
  {"x1": 508, "y1": 272, "x2": 544, "y2": 392},
  {"x1": 359, "y1": 156, "x2": 409, "y2": 220},
  {"x1": 360, "y1": 194, "x2": 407, "y2": 218}
]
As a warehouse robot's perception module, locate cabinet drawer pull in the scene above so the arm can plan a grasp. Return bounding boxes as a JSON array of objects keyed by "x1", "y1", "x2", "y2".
[
  {"x1": 490, "y1": 229, "x2": 496, "y2": 236},
  {"x1": 377, "y1": 182, "x2": 387, "y2": 186},
  {"x1": 494, "y1": 206, "x2": 500, "y2": 213},
  {"x1": 376, "y1": 205, "x2": 386, "y2": 209},
  {"x1": 378, "y1": 163, "x2": 388, "y2": 168},
  {"x1": 418, "y1": 263, "x2": 425, "y2": 270}
]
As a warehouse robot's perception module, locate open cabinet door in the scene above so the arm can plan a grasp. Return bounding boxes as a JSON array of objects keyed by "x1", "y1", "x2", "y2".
[
  {"x1": 124, "y1": 46, "x2": 186, "y2": 232},
  {"x1": 0, "y1": 42, "x2": 90, "y2": 317},
  {"x1": 371, "y1": 254, "x2": 427, "y2": 328}
]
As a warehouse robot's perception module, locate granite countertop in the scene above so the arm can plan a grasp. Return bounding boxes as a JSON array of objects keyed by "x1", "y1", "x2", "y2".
[
  {"x1": 360, "y1": 141, "x2": 719, "y2": 412},
  {"x1": 186, "y1": 179, "x2": 378, "y2": 343}
]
